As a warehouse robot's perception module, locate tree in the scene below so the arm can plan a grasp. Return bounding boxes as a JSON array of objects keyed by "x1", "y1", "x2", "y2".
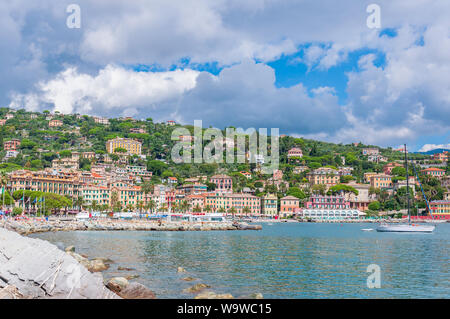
[
  {"x1": 59, "y1": 150, "x2": 72, "y2": 158},
  {"x1": 73, "y1": 196, "x2": 84, "y2": 211},
  {"x1": 368, "y1": 201, "x2": 381, "y2": 211},
  {"x1": 20, "y1": 139, "x2": 37, "y2": 150},
  {"x1": 228, "y1": 207, "x2": 237, "y2": 219},
  {"x1": 391, "y1": 166, "x2": 406, "y2": 177},
  {"x1": 287, "y1": 187, "x2": 306, "y2": 200},
  {"x1": 114, "y1": 147, "x2": 128, "y2": 153},
  {"x1": 243, "y1": 206, "x2": 251, "y2": 216},
  {"x1": 328, "y1": 184, "x2": 359, "y2": 196},
  {"x1": 340, "y1": 175, "x2": 355, "y2": 183},
  {"x1": 311, "y1": 184, "x2": 327, "y2": 195},
  {"x1": 110, "y1": 191, "x2": 121, "y2": 212},
  {"x1": 146, "y1": 200, "x2": 156, "y2": 214},
  {"x1": 147, "y1": 160, "x2": 168, "y2": 176}
]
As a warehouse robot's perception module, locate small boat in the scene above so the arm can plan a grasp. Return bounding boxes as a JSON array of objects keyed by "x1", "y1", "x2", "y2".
[{"x1": 361, "y1": 228, "x2": 374, "y2": 231}]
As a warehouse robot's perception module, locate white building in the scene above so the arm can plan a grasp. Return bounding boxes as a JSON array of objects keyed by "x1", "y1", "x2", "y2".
[{"x1": 299, "y1": 209, "x2": 363, "y2": 220}]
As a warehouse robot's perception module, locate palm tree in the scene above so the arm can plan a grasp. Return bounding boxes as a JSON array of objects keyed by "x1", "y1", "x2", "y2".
[
  {"x1": 91, "y1": 200, "x2": 99, "y2": 212},
  {"x1": 181, "y1": 200, "x2": 189, "y2": 213},
  {"x1": 146, "y1": 200, "x2": 156, "y2": 214},
  {"x1": 243, "y1": 206, "x2": 251, "y2": 217},
  {"x1": 74, "y1": 196, "x2": 84, "y2": 211},
  {"x1": 110, "y1": 191, "x2": 120, "y2": 212},
  {"x1": 0, "y1": 173, "x2": 8, "y2": 210},
  {"x1": 137, "y1": 200, "x2": 145, "y2": 213},
  {"x1": 204, "y1": 205, "x2": 212, "y2": 213},
  {"x1": 228, "y1": 207, "x2": 237, "y2": 219}
]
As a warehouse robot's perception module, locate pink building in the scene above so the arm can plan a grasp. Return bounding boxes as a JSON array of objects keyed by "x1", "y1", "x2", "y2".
[
  {"x1": 305, "y1": 195, "x2": 350, "y2": 210},
  {"x1": 287, "y1": 148, "x2": 303, "y2": 159},
  {"x1": 210, "y1": 174, "x2": 233, "y2": 193}
]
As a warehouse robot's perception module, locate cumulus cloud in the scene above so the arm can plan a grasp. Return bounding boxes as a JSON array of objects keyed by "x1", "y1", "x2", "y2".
[
  {"x1": 418, "y1": 144, "x2": 450, "y2": 152},
  {"x1": 11, "y1": 61, "x2": 347, "y2": 134},
  {"x1": 2, "y1": 0, "x2": 450, "y2": 149},
  {"x1": 10, "y1": 65, "x2": 199, "y2": 118}
]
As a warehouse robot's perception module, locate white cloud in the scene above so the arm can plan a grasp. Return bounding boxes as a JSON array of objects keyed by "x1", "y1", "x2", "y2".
[
  {"x1": 11, "y1": 61, "x2": 347, "y2": 135},
  {"x1": 418, "y1": 144, "x2": 450, "y2": 152},
  {"x1": 2, "y1": 0, "x2": 450, "y2": 149},
  {"x1": 10, "y1": 65, "x2": 199, "y2": 117}
]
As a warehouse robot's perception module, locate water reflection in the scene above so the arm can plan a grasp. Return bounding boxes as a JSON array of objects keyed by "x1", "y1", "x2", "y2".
[{"x1": 32, "y1": 223, "x2": 450, "y2": 298}]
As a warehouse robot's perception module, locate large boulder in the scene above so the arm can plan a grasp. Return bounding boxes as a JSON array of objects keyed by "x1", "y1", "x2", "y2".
[
  {"x1": 106, "y1": 277, "x2": 129, "y2": 293},
  {"x1": 0, "y1": 285, "x2": 25, "y2": 299},
  {"x1": 0, "y1": 227, "x2": 119, "y2": 299},
  {"x1": 183, "y1": 283, "x2": 211, "y2": 293},
  {"x1": 117, "y1": 282, "x2": 156, "y2": 299}
]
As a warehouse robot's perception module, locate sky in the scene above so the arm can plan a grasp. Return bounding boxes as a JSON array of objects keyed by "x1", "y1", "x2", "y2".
[{"x1": 1, "y1": 0, "x2": 449, "y2": 152}]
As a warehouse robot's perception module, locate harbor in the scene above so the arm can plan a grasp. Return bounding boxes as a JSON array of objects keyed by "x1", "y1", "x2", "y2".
[{"x1": 29, "y1": 222, "x2": 450, "y2": 298}]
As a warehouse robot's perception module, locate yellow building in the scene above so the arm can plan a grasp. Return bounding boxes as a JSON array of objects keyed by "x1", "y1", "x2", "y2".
[
  {"x1": 430, "y1": 200, "x2": 450, "y2": 217},
  {"x1": 369, "y1": 174, "x2": 392, "y2": 189},
  {"x1": 307, "y1": 167, "x2": 340, "y2": 185},
  {"x1": 106, "y1": 137, "x2": 142, "y2": 155},
  {"x1": 205, "y1": 193, "x2": 261, "y2": 215},
  {"x1": 262, "y1": 193, "x2": 278, "y2": 216},
  {"x1": 8, "y1": 169, "x2": 81, "y2": 197},
  {"x1": 81, "y1": 185, "x2": 110, "y2": 206}
]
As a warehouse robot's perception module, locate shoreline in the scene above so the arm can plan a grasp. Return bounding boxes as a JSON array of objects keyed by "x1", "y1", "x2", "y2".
[
  {"x1": 0, "y1": 218, "x2": 261, "y2": 236},
  {"x1": 0, "y1": 220, "x2": 261, "y2": 299}
]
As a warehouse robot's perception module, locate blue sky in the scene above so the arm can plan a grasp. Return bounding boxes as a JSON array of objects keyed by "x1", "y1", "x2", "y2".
[{"x1": 2, "y1": 1, "x2": 450, "y2": 151}]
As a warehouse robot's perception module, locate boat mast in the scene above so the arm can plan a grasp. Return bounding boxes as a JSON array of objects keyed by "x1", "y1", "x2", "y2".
[{"x1": 404, "y1": 144, "x2": 411, "y2": 224}]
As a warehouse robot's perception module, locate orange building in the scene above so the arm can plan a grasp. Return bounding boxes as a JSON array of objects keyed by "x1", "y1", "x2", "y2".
[
  {"x1": 3, "y1": 139, "x2": 21, "y2": 151},
  {"x1": 280, "y1": 196, "x2": 300, "y2": 217}
]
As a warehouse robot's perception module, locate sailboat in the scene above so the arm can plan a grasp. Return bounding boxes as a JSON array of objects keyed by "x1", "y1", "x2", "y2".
[{"x1": 376, "y1": 144, "x2": 435, "y2": 233}]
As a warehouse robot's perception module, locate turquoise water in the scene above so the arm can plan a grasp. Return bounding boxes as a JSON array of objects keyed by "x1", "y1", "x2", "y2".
[{"x1": 31, "y1": 223, "x2": 450, "y2": 298}]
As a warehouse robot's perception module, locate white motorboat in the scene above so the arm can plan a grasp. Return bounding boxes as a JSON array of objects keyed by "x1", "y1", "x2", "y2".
[{"x1": 361, "y1": 228, "x2": 374, "y2": 231}]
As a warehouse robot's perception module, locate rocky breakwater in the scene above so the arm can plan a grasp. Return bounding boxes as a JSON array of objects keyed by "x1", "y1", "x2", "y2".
[
  {"x1": 0, "y1": 218, "x2": 251, "y2": 235},
  {"x1": 0, "y1": 227, "x2": 119, "y2": 299}
]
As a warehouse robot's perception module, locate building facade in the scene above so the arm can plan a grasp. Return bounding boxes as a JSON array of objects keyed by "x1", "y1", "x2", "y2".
[
  {"x1": 106, "y1": 137, "x2": 142, "y2": 155},
  {"x1": 307, "y1": 167, "x2": 340, "y2": 185},
  {"x1": 210, "y1": 174, "x2": 233, "y2": 193},
  {"x1": 262, "y1": 194, "x2": 278, "y2": 216},
  {"x1": 280, "y1": 196, "x2": 300, "y2": 217}
]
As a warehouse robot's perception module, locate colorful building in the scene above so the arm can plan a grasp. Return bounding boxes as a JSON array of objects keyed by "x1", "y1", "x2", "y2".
[
  {"x1": 280, "y1": 196, "x2": 300, "y2": 217},
  {"x1": 287, "y1": 147, "x2": 303, "y2": 159},
  {"x1": 420, "y1": 168, "x2": 445, "y2": 178},
  {"x1": 3, "y1": 139, "x2": 21, "y2": 151},
  {"x1": 369, "y1": 174, "x2": 392, "y2": 189},
  {"x1": 307, "y1": 167, "x2": 340, "y2": 185},
  {"x1": 106, "y1": 137, "x2": 142, "y2": 155},
  {"x1": 304, "y1": 195, "x2": 350, "y2": 210},
  {"x1": 383, "y1": 162, "x2": 403, "y2": 175},
  {"x1": 429, "y1": 200, "x2": 450, "y2": 219},
  {"x1": 262, "y1": 194, "x2": 278, "y2": 216},
  {"x1": 362, "y1": 148, "x2": 379, "y2": 156},
  {"x1": 210, "y1": 174, "x2": 233, "y2": 193},
  {"x1": 49, "y1": 119, "x2": 63, "y2": 127}
]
